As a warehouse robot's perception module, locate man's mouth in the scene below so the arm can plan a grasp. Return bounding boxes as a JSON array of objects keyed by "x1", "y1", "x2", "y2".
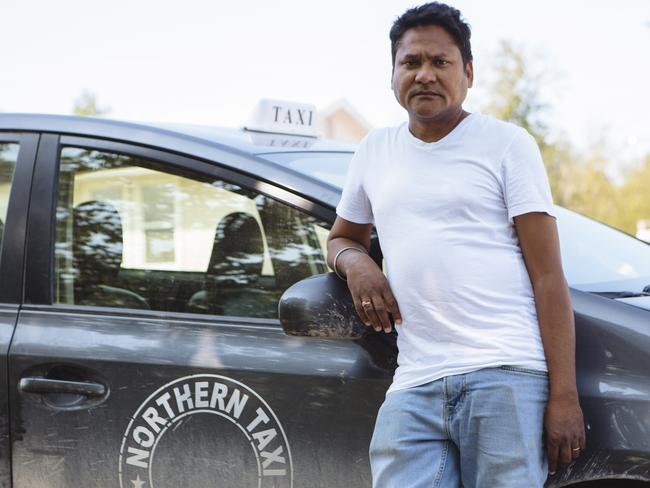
[{"x1": 413, "y1": 91, "x2": 442, "y2": 98}]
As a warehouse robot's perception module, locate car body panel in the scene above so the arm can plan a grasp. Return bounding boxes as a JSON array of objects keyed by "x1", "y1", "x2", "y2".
[
  {"x1": 615, "y1": 296, "x2": 650, "y2": 312},
  {"x1": 0, "y1": 132, "x2": 39, "y2": 488},
  {"x1": 0, "y1": 307, "x2": 18, "y2": 488},
  {"x1": 9, "y1": 307, "x2": 390, "y2": 487},
  {"x1": 553, "y1": 290, "x2": 650, "y2": 486}
]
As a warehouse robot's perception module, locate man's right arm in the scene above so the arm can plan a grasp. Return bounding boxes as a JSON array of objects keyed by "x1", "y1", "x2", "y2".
[{"x1": 327, "y1": 216, "x2": 401, "y2": 333}]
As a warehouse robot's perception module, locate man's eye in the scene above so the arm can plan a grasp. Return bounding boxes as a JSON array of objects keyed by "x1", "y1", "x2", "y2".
[
  {"x1": 434, "y1": 59, "x2": 449, "y2": 66},
  {"x1": 404, "y1": 60, "x2": 419, "y2": 67}
]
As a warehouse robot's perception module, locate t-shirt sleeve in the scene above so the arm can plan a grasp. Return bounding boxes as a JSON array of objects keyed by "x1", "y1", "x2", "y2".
[
  {"x1": 335, "y1": 135, "x2": 374, "y2": 224},
  {"x1": 501, "y1": 129, "x2": 556, "y2": 223}
]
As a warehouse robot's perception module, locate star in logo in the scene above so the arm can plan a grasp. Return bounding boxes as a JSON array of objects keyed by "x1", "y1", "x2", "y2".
[{"x1": 131, "y1": 474, "x2": 145, "y2": 488}]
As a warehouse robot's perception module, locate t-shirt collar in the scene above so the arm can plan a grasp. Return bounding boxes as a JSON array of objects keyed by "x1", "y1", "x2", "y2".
[{"x1": 403, "y1": 112, "x2": 476, "y2": 149}]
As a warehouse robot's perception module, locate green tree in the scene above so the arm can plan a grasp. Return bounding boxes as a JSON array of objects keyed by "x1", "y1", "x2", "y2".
[
  {"x1": 616, "y1": 154, "x2": 650, "y2": 235},
  {"x1": 482, "y1": 41, "x2": 570, "y2": 203},
  {"x1": 73, "y1": 90, "x2": 109, "y2": 116},
  {"x1": 484, "y1": 40, "x2": 549, "y2": 143},
  {"x1": 482, "y1": 41, "x2": 620, "y2": 215},
  {"x1": 483, "y1": 40, "x2": 649, "y2": 236},
  {"x1": 564, "y1": 154, "x2": 621, "y2": 227}
]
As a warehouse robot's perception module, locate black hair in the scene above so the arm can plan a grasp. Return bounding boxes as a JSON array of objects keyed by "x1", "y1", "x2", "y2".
[{"x1": 390, "y1": 2, "x2": 473, "y2": 67}]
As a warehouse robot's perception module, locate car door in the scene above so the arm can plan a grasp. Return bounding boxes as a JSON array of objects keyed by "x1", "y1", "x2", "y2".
[
  {"x1": 8, "y1": 133, "x2": 392, "y2": 488},
  {"x1": 0, "y1": 133, "x2": 38, "y2": 488}
]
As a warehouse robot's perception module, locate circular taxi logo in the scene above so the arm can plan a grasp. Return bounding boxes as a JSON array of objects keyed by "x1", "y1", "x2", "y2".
[{"x1": 118, "y1": 374, "x2": 293, "y2": 488}]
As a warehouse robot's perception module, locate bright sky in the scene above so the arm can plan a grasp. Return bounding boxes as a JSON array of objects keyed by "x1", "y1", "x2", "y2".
[{"x1": 3, "y1": 0, "x2": 650, "y2": 172}]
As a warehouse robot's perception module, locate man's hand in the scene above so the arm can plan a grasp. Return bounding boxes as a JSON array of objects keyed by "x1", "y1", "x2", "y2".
[
  {"x1": 327, "y1": 216, "x2": 402, "y2": 334},
  {"x1": 544, "y1": 395, "x2": 586, "y2": 475},
  {"x1": 346, "y1": 253, "x2": 402, "y2": 333}
]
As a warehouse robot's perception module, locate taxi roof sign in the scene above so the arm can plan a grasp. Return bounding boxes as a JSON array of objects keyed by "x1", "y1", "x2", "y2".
[{"x1": 245, "y1": 99, "x2": 319, "y2": 138}]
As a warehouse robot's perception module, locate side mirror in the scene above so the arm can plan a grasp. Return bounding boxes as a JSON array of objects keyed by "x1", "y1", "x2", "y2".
[{"x1": 278, "y1": 273, "x2": 368, "y2": 339}]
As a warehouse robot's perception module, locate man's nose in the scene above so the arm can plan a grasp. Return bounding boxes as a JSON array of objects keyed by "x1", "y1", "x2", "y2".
[{"x1": 415, "y1": 64, "x2": 437, "y2": 84}]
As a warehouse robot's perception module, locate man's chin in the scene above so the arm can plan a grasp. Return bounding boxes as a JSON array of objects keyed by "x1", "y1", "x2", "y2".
[{"x1": 410, "y1": 108, "x2": 446, "y2": 121}]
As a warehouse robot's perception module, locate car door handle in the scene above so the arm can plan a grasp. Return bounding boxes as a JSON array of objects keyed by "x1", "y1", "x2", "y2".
[{"x1": 19, "y1": 377, "x2": 106, "y2": 397}]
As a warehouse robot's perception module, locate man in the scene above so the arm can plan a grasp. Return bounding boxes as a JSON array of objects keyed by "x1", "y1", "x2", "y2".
[{"x1": 326, "y1": 3, "x2": 586, "y2": 487}]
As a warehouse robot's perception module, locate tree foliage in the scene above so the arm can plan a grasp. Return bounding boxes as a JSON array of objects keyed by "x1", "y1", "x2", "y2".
[
  {"x1": 73, "y1": 91, "x2": 110, "y2": 116},
  {"x1": 482, "y1": 41, "x2": 648, "y2": 238},
  {"x1": 484, "y1": 41, "x2": 548, "y2": 144},
  {"x1": 617, "y1": 155, "x2": 650, "y2": 234}
]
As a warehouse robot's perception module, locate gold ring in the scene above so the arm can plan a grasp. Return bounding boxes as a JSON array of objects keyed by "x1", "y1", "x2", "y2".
[
  {"x1": 361, "y1": 300, "x2": 372, "y2": 306},
  {"x1": 572, "y1": 447, "x2": 581, "y2": 452}
]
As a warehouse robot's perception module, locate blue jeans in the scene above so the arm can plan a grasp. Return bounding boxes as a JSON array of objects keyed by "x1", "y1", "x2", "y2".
[{"x1": 369, "y1": 366, "x2": 549, "y2": 488}]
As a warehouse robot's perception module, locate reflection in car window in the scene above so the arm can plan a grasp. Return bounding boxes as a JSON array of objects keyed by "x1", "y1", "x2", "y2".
[
  {"x1": 55, "y1": 147, "x2": 330, "y2": 318},
  {"x1": 0, "y1": 143, "x2": 19, "y2": 252}
]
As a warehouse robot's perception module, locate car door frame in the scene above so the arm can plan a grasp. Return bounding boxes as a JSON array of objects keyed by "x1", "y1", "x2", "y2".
[{"x1": 0, "y1": 131, "x2": 39, "y2": 488}]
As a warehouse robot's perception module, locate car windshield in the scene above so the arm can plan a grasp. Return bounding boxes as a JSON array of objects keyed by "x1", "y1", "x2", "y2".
[
  {"x1": 263, "y1": 151, "x2": 351, "y2": 188},
  {"x1": 264, "y1": 151, "x2": 650, "y2": 293}
]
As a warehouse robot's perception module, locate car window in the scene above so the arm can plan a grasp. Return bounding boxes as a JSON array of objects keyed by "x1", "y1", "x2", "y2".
[
  {"x1": 0, "y1": 142, "x2": 19, "y2": 251},
  {"x1": 54, "y1": 147, "x2": 330, "y2": 318}
]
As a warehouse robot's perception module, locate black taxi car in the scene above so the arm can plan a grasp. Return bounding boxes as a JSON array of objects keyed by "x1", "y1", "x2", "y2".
[{"x1": 0, "y1": 102, "x2": 649, "y2": 488}]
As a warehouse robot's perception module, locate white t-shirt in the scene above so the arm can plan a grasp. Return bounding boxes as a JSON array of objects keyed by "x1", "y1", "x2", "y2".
[{"x1": 335, "y1": 113, "x2": 556, "y2": 394}]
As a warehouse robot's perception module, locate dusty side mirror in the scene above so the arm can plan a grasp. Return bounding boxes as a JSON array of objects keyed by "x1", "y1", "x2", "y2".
[{"x1": 278, "y1": 273, "x2": 368, "y2": 339}]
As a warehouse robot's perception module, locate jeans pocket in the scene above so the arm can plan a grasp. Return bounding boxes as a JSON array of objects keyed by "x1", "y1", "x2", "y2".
[{"x1": 499, "y1": 365, "x2": 549, "y2": 378}]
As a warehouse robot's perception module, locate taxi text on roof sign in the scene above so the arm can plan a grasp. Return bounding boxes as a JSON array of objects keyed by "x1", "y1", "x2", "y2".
[{"x1": 245, "y1": 99, "x2": 318, "y2": 138}]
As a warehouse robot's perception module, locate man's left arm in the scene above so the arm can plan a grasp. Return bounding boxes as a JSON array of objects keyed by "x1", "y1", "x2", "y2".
[{"x1": 514, "y1": 211, "x2": 586, "y2": 476}]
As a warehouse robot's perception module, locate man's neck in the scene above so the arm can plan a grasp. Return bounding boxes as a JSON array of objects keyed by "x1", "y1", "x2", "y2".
[{"x1": 408, "y1": 109, "x2": 470, "y2": 143}]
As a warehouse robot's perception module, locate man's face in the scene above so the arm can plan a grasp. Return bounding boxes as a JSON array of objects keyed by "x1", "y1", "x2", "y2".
[{"x1": 391, "y1": 24, "x2": 473, "y2": 123}]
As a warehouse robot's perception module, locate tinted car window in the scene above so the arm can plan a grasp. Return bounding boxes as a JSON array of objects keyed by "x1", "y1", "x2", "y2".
[
  {"x1": 54, "y1": 147, "x2": 330, "y2": 317},
  {"x1": 0, "y1": 142, "x2": 19, "y2": 251}
]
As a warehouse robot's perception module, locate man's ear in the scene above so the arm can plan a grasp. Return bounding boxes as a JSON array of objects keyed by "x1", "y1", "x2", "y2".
[{"x1": 465, "y1": 61, "x2": 474, "y2": 88}]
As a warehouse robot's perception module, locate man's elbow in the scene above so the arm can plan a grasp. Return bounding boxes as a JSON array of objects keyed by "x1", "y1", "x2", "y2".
[{"x1": 530, "y1": 271, "x2": 569, "y2": 295}]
